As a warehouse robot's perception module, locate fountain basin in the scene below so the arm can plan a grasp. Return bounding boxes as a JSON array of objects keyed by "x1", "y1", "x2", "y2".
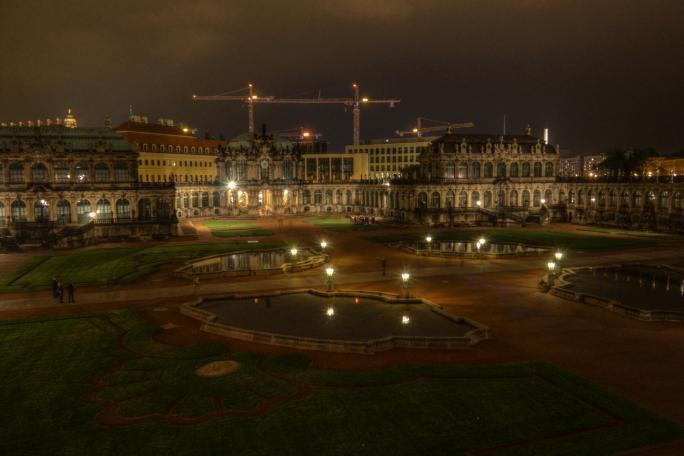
[
  {"x1": 391, "y1": 240, "x2": 549, "y2": 258},
  {"x1": 551, "y1": 264, "x2": 684, "y2": 322},
  {"x1": 180, "y1": 289, "x2": 490, "y2": 354}
]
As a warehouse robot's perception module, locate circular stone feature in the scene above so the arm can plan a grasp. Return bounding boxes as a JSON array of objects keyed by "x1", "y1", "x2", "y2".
[{"x1": 196, "y1": 360, "x2": 240, "y2": 377}]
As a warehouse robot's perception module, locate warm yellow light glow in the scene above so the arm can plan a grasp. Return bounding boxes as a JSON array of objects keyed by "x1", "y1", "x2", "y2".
[
  {"x1": 476, "y1": 200, "x2": 482, "y2": 206},
  {"x1": 227, "y1": 181, "x2": 236, "y2": 190},
  {"x1": 402, "y1": 315, "x2": 410, "y2": 325},
  {"x1": 479, "y1": 238, "x2": 486, "y2": 245},
  {"x1": 302, "y1": 131, "x2": 311, "y2": 137},
  {"x1": 320, "y1": 241, "x2": 328, "y2": 249},
  {"x1": 326, "y1": 307, "x2": 335, "y2": 316},
  {"x1": 89, "y1": 211, "x2": 96, "y2": 218},
  {"x1": 541, "y1": 198, "x2": 546, "y2": 204},
  {"x1": 362, "y1": 97, "x2": 369, "y2": 102},
  {"x1": 251, "y1": 95, "x2": 258, "y2": 100},
  {"x1": 283, "y1": 188, "x2": 289, "y2": 195},
  {"x1": 182, "y1": 127, "x2": 189, "y2": 133},
  {"x1": 555, "y1": 251, "x2": 563, "y2": 261},
  {"x1": 290, "y1": 248, "x2": 298, "y2": 256},
  {"x1": 401, "y1": 272, "x2": 410, "y2": 282},
  {"x1": 547, "y1": 261, "x2": 556, "y2": 271},
  {"x1": 412, "y1": 128, "x2": 419, "y2": 133},
  {"x1": 426, "y1": 235, "x2": 432, "y2": 243}
]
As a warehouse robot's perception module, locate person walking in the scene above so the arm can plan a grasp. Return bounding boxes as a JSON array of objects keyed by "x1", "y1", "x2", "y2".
[
  {"x1": 52, "y1": 278, "x2": 59, "y2": 298},
  {"x1": 67, "y1": 283, "x2": 75, "y2": 303},
  {"x1": 57, "y1": 282, "x2": 64, "y2": 304}
]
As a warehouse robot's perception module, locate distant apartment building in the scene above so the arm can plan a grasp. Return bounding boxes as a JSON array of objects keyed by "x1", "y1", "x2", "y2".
[
  {"x1": 645, "y1": 157, "x2": 684, "y2": 178},
  {"x1": 558, "y1": 154, "x2": 606, "y2": 177},
  {"x1": 345, "y1": 136, "x2": 438, "y2": 179}
]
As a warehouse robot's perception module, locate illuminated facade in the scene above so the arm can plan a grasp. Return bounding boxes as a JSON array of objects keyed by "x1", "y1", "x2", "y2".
[{"x1": 345, "y1": 136, "x2": 437, "y2": 179}]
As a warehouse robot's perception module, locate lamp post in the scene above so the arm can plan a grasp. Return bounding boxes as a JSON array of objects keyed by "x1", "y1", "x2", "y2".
[
  {"x1": 425, "y1": 235, "x2": 432, "y2": 254},
  {"x1": 326, "y1": 267, "x2": 334, "y2": 292},
  {"x1": 554, "y1": 251, "x2": 563, "y2": 269},
  {"x1": 227, "y1": 180, "x2": 237, "y2": 213},
  {"x1": 320, "y1": 240, "x2": 328, "y2": 250},
  {"x1": 401, "y1": 272, "x2": 410, "y2": 298},
  {"x1": 290, "y1": 247, "x2": 298, "y2": 257},
  {"x1": 547, "y1": 260, "x2": 556, "y2": 286}
]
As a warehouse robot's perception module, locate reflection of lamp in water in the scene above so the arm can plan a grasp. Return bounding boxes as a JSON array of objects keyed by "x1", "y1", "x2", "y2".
[
  {"x1": 401, "y1": 315, "x2": 410, "y2": 325},
  {"x1": 325, "y1": 267, "x2": 334, "y2": 291},
  {"x1": 401, "y1": 272, "x2": 410, "y2": 298},
  {"x1": 326, "y1": 307, "x2": 335, "y2": 317},
  {"x1": 354, "y1": 297, "x2": 360, "y2": 304}
]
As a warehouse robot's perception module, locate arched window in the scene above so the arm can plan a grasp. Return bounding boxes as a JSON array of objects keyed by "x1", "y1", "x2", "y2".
[
  {"x1": 75, "y1": 162, "x2": 89, "y2": 182},
  {"x1": 445, "y1": 191, "x2": 455, "y2": 208},
  {"x1": 545, "y1": 162, "x2": 554, "y2": 177},
  {"x1": 459, "y1": 191, "x2": 467, "y2": 208},
  {"x1": 31, "y1": 163, "x2": 48, "y2": 183},
  {"x1": 325, "y1": 190, "x2": 333, "y2": 204},
  {"x1": 632, "y1": 192, "x2": 642, "y2": 208},
  {"x1": 303, "y1": 190, "x2": 311, "y2": 204},
  {"x1": 509, "y1": 162, "x2": 519, "y2": 177},
  {"x1": 56, "y1": 199, "x2": 71, "y2": 223},
  {"x1": 34, "y1": 200, "x2": 49, "y2": 222},
  {"x1": 569, "y1": 190, "x2": 575, "y2": 204},
  {"x1": 484, "y1": 162, "x2": 493, "y2": 178},
  {"x1": 578, "y1": 190, "x2": 585, "y2": 205},
  {"x1": 213, "y1": 191, "x2": 221, "y2": 207},
  {"x1": 54, "y1": 162, "x2": 69, "y2": 183},
  {"x1": 533, "y1": 162, "x2": 542, "y2": 177},
  {"x1": 200, "y1": 192, "x2": 209, "y2": 208},
  {"x1": 444, "y1": 161, "x2": 455, "y2": 179},
  {"x1": 558, "y1": 191, "x2": 565, "y2": 204},
  {"x1": 96, "y1": 199, "x2": 112, "y2": 220},
  {"x1": 672, "y1": 192, "x2": 681, "y2": 209},
  {"x1": 497, "y1": 190, "x2": 506, "y2": 207},
  {"x1": 116, "y1": 199, "x2": 130, "y2": 219},
  {"x1": 11, "y1": 200, "x2": 27, "y2": 222},
  {"x1": 192, "y1": 192, "x2": 199, "y2": 208},
  {"x1": 483, "y1": 191, "x2": 492, "y2": 208},
  {"x1": 620, "y1": 191, "x2": 629, "y2": 206},
  {"x1": 431, "y1": 192, "x2": 440, "y2": 208},
  {"x1": 183, "y1": 193, "x2": 189, "y2": 208},
  {"x1": 138, "y1": 198, "x2": 152, "y2": 219},
  {"x1": 346, "y1": 190, "x2": 352, "y2": 205},
  {"x1": 336, "y1": 189, "x2": 343, "y2": 204},
  {"x1": 522, "y1": 190, "x2": 531, "y2": 207},
  {"x1": 647, "y1": 191, "x2": 656, "y2": 206},
  {"x1": 510, "y1": 190, "x2": 518, "y2": 206},
  {"x1": 544, "y1": 189, "x2": 553, "y2": 205},
  {"x1": 471, "y1": 162, "x2": 481, "y2": 178},
  {"x1": 0, "y1": 202, "x2": 5, "y2": 219},
  {"x1": 471, "y1": 191, "x2": 480, "y2": 207},
  {"x1": 533, "y1": 190, "x2": 541, "y2": 207},
  {"x1": 114, "y1": 162, "x2": 129, "y2": 182},
  {"x1": 598, "y1": 191, "x2": 606, "y2": 206},
  {"x1": 496, "y1": 162, "x2": 506, "y2": 178},
  {"x1": 157, "y1": 199, "x2": 171, "y2": 218},
  {"x1": 94, "y1": 163, "x2": 110, "y2": 182},
  {"x1": 9, "y1": 162, "x2": 24, "y2": 183},
  {"x1": 76, "y1": 199, "x2": 91, "y2": 223},
  {"x1": 522, "y1": 162, "x2": 531, "y2": 177},
  {"x1": 458, "y1": 161, "x2": 468, "y2": 178},
  {"x1": 609, "y1": 191, "x2": 617, "y2": 207},
  {"x1": 314, "y1": 190, "x2": 323, "y2": 204},
  {"x1": 417, "y1": 192, "x2": 428, "y2": 208}
]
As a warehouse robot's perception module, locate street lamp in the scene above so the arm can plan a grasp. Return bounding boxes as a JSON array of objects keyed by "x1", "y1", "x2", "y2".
[
  {"x1": 227, "y1": 180, "x2": 236, "y2": 190},
  {"x1": 401, "y1": 272, "x2": 410, "y2": 298},
  {"x1": 320, "y1": 240, "x2": 328, "y2": 250},
  {"x1": 326, "y1": 307, "x2": 335, "y2": 317},
  {"x1": 425, "y1": 235, "x2": 432, "y2": 254},
  {"x1": 554, "y1": 251, "x2": 563, "y2": 262},
  {"x1": 547, "y1": 261, "x2": 556, "y2": 273},
  {"x1": 326, "y1": 267, "x2": 334, "y2": 291},
  {"x1": 401, "y1": 315, "x2": 410, "y2": 325},
  {"x1": 290, "y1": 247, "x2": 298, "y2": 257}
]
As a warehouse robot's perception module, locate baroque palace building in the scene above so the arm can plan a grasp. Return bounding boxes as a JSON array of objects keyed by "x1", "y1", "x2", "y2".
[
  {"x1": 1, "y1": 115, "x2": 683, "y2": 249},
  {"x1": 0, "y1": 124, "x2": 176, "y2": 247}
]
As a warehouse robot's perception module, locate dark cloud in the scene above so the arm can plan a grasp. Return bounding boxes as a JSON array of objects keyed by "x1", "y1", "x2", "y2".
[{"x1": 1, "y1": 0, "x2": 682, "y2": 152}]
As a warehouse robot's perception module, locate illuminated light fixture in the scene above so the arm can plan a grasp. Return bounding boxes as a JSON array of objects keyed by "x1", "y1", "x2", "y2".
[
  {"x1": 547, "y1": 261, "x2": 556, "y2": 272},
  {"x1": 554, "y1": 251, "x2": 563, "y2": 261},
  {"x1": 251, "y1": 95, "x2": 258, "y2": 100},
  {"x1": 476, "y1": 200, "x2": 482, "y2": 207},
  {"x1": 401, "y1": 272, "x2": 410, "y2": 282},
  {"x1": 326, "y1": 307, "x2": 335, "y2": 317},
  {"x1": 283, "y1": 188, "x2": 288, "y2": 195},
  {"x1": 362, "y1": 97, "x2": 369, "y2": 102},
  {"x1": 591, "y1": 197, "x2": 596, "y2": 202},
  {"x1": 402, "y1": 315, "x2": 410, "y2": 325},
  {"x1": 182, "y1": 127, "x2": 189, "y2": 133},
  {"x1": 425, "y1": 235, "x2": 432, "y2": 243},
  {"x1": 290, "y1": 248, "x2": 298, "y2": 256},
  {"x1": 478, "y1": 238, "x2": 486, "y2": 245},
  {"x1": 541, "y1": 198, "x2": 546, "y2": 204},
  {"x1": 227, "y1": 180, "x2": 236, "y2": 190},
  {"x1": 320, "y1": 241, "x2": 328, "y2": 249},
  {"x1": 302, "y1": 131, "x2": 311, "y2": 138},
  {"x1": 326, "y1": 267, "x2": 334, "y2": 277},
  {"x1": 354, "y1": 297, "x2": 360, "y2": 304},
  {"x1": 89, "y1": 211, "x2": 96, "y2": 218},
  {"x1": 412, "y1": 128, "x2": 419, "y2": 133}
]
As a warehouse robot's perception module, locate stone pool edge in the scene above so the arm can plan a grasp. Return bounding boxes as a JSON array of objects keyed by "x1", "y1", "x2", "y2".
[
  {"x1": 549, "y1": 264, "x2": 684, "y2": 322},
  {"x1": 179, "y1": 289, "x2": 491, "y2": 355}
]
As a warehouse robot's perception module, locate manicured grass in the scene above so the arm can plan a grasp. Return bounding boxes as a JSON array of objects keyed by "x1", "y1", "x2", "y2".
[
  {"x1": 577, "y1": 227, "x2": 684, "y2": 240},
  {"x1": 306, "y1": 215, "x2": 382, "y2": 232},
  {"x1": 0, "y1": 310, "x2": 680, "y2": 455},
  {"x1": 0, "y1": 241, "x2": 285, "y2": 292},
  {"x1": 366, "y1": 229, "x2": 659, "y2": 251},
  {"x1": 203, "y1": 219, "x2": 274, "y2": 237}
]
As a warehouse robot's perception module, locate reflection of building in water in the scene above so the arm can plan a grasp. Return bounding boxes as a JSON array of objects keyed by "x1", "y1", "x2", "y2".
[{"x1": 189, "y1": 250, "x2": 298, "y2": 273}]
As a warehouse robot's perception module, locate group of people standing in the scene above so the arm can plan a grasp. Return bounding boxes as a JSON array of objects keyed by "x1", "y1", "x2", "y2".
[{"x1": 52, "y1": 278, "x2": 75, "y2": 303}]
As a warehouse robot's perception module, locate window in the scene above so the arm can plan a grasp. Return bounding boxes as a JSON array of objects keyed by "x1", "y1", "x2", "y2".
[
  {"x1": 496, "y1": 162, "x2": 506, "y2": 178},
  {"x1": 545, "y1": 162, "x2": 554, "y2": 177},
  {"x1": 484, "y1": 191, "x2": 492, "y2": 208},
  {"x1": 510, "y1": 190, "x2": 518, "y2": 206},
  {"x1": 56, "y1": 200, "x2": 71, "y2": 223},
  {"x1": 509, "y1": 162, "x2": 519, "y2": 177},
  {"x1": 94, "y1": 163, "x2": 110, "y2": 182},
  {"x1": 314, "y1": 190, "x2": 322, "y2": 204},
  {"x1": 201, "y1": 192, "x2": 209, "y2": 208},
  {"x1": 459, "y1": 191, "x2": 467, "y2": 207},
  {"x1": 34, "y1": 200, "x2": 49, "y2": 222},
  {"x1": 471, "y1": 191, "x2": 480, "y2": 207},
  {"x1": 76, "y1": 200, "x2": 91, "y2": 223},
  {"x1": 116, "y1": 199, "x2": 131, "y2": 219},
  {"x1": 522, "y1": 190, "x2": 530, "y2": 207},
  {"x1": 115, "y1": 162, "x2": 129, "y2": 182},
  {"x1": 32, "y1": 163, "x2": 48, "y2": 183},
  {"x1": 96, "y1": 199, "x2": 112, "y2": 220},
  {"x1": 471, "y1": 162, "x2": 481, "y2": 178},
  {"x1": 11, "y1": 200, "x2": 27, "y2": 222},
  {"x1": 54, "y1": 162, "x2": 70, "y2": 183},
  {"x1": 138, "y1": 199, "x2": 152, "y2": 219},
  {"x1": 431, "y1": 192, "x2": 440, "y2": 208},
  {"x1": 445, "y1": 191, "x2": 454, "y2": 208},
  {"x1": 533, "y1": 162, "x2": 542, "y2": 177},
  {"x1": 522, "y1": 162, "x2": 531, "y2": 177},
  {"x1": 444, "y1": 161, "x2": 455, "y2": 179},
  {"x1": 192, "y1": 192, "x2": 199, "y2": 208},
  {"x1": 9, "y1": 162, "x2": 24, "y2": 183},
  {"x1": 417, "y1": 192, "x2": 428, "y2": 209},
  {"x1": 484, "y1": 162, "x2": 493, "y2": 178}
]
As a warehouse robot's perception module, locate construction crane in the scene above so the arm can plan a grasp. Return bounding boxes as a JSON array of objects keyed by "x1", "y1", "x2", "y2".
[
  {"x1": 192, "y1": 83, "x2": 400, "y2": 145},
  {"x1": 395, "y1": 117, "x2": 475, "y2": 137}
]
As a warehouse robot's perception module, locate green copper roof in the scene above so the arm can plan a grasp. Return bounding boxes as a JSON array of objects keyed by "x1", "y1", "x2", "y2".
[{"x1": 0, "y1": 126, "x2": 134, "y2": 152}]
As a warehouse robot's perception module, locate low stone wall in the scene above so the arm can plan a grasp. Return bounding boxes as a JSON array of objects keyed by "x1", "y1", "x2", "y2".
[
  {"x1": 549, "y1": 265, "x2": 684, "y2": 322},
  {"x1": 389, "y1": 242, "x2": 549, "y2": 259},
  {"x1": 179, "y1": 288, "x2": 491, "y2": 354}
]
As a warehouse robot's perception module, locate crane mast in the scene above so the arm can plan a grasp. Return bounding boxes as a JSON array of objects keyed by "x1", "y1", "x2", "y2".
[{"x1": 192, "y1": 83, "x2": 400, "y2": 145}]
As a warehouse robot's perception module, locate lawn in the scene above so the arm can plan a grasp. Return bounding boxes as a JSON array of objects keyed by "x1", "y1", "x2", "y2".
[
  {"x1": 0, "y1": 310, "x2": 681, "y2": 455},
  {"x1": 0, "y1": 241, "x2": 285, "y2": 292},
  {"x1": 577, "y1": 226, "x2": 684, "y2": 240},
  {"x1": 306, "y1": 215, "x2": 382, "y2": 232},
  {"x1": 367, "y1": 229, "x2": 659, "y2": 251},
  {"x1": 203, "y1": 219, "x2": 274, "y2": 237}
]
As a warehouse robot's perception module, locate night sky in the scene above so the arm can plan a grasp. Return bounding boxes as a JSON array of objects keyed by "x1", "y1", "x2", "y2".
[{"x1": 1, "y1": 0, "x2": 682, "y2": 153}]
